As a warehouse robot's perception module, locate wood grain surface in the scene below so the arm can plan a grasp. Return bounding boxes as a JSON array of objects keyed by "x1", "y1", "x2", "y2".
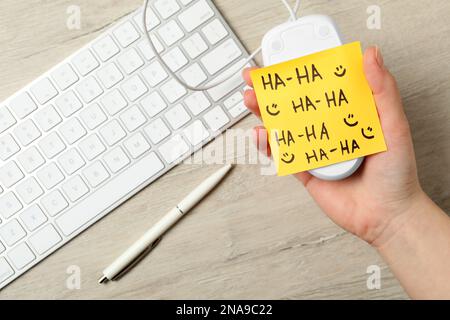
[{"x1": 0, "y1": 0, "x2": 449, "y2": 299}]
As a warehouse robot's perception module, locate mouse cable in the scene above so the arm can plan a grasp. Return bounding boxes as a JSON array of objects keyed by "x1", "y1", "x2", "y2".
[{"x1": 143, "y1": 0, "x2": 301, "y2": 91}]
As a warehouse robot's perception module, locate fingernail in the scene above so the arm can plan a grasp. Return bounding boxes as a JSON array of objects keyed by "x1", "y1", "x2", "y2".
[{"x1": 375, "y1": 45, "x2": 384, "y2": 68}]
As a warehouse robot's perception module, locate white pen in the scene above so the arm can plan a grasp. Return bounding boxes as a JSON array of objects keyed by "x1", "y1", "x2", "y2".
[{"x1": 98, "y1": 164, "x2": 234, "y2": 284}]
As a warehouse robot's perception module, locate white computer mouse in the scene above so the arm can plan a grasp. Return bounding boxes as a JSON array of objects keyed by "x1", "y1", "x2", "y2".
[{"x1": 260, "y1": 14, "x2": 364, "y2": 181}]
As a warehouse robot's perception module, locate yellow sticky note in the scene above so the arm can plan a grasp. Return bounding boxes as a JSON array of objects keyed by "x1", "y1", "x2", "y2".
[{"x1": 250, "y1": 41, "x2": 387, "y2": 176}]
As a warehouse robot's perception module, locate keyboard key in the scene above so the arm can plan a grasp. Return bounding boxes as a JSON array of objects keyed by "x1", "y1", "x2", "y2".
[
  {"x1": 30, "y1": 78, "x2": 58, "y2": 105},
  {"x1": 113, "y1": 21, "x2": 140, "y2": 47},
  {"x1": 38, "y1": 132, "x2": 66, "y2": 159},
  {"x1": 80, "y1": 103, "x2": 107, "y2": 129},
  {"x1": 158, "y1": 20, "x2": 184, "y2": 46},
  {"x1": 8, "y1": 92, "x2": 37, "y2": 119},
  {"x1": 17, "y1": 147, "x2": 45, "y2": 173},
  {"x1": 184, "y1": 91, "x2": 211, "y2": 116},
  {"x1": 162, "y1": 47, "x2": 188, "y2": 72},
  {"x1": 183, "y1": 120, "x2": 210, "y2": 146},
  {"x1": 16, "y1": 177, "x2": 43, "y2": 204},
  {"x1": 229, "y1": 101, "x2": 247, "y2": 118},
  {"x1": 122, "y1": 75, "x2": 148, "y2": 102},
  {"x1": 34, "y1": 105, "x2": 62, "y2": 132},
  {"x1": 0, "y1": 106, "x2": 16, "y2": 133},
  {"x1": 120, "y1": 105, "x2": 146, "y2": 132},
  {"x1": 180, "y1": 63, "x2": 207, "y2": 87},
  {"x1": 124, "y1": 133, "x2": 151, "y2": 159},
  {"x1": 76, "y1": 76, "x2": 103, "y2": 103},
  {"x1": 28, "y1": 224, "x2": 62, "y2": 255},
  {"x1": 201, "y1": 39, "x2": 242, "y2": 75},
  {"x1": 55, "y1": 91, "x2": 83, "y2": 118},
  {"x1": 0, "y1": 219, "x2": 26, "y2": 246},
  {"x1": 78, "y1": 134, "x2": 106, "y2": 160},
  {"x1": 72, "y1": 49, "x2": 100, "y2": 76},
  {"x1": 224, "y1": 91, "x2": 243, "y2": 109},
  {"x1": 101, "y1": 89, "x2": 128, "y2": 116},
  {"x1": 103, "y1": 147, "x2": 130, "y2": 173},
  {"x1": 160, "y1": 79, "x2": 187, "y2": 103},
  {"x1": 0, "y1": 242, "x2": 4, "y2": 253},
  {"x1": 207, "y1": 59, "x2": 247, "y2": 101},
  {"x1": 20, "y1": 205, "x2": 47, "y2": 232},
  {"x1": 178, "y1": 0, "x2": 214, "y2": 32},
  {"x1": 36, "y1": 163, "x2": 65, "y2": 190},
  {"x1": 62, "y1": 175, "x2": 89, "y2": 202},
  {"x1": 165, "y1": 104, "x2": 191, "y2": 130},
  {"x1": 14, "y1": 119, "x2": 41, "y2": 146},
  {"x1": 0, "y1": 192, "x2": 22, "y2": 220},
  {"x1": 144, "y1": 118, "x2": 171, "y2": 144},
  {"x1": 0, "y1": 134, "x2": 20, "y2": 161},
  {"x1": 82, "y1": 161, "x2": 110, "y2": 188},
  {"x1": 203, "y1": 106, "x2": 229, "y2": 131},
  {"x1": 134, "y1": 8, "x2": 160, "y2": 32},
  {"x1": 141, "y1": 61, "x2": 168, "y2": 87},
  {"x1": 202, "y1": 19, "x2": 228, "y2": 45},
  {"x1": 158, "y1": 134, "x2": 189, "y2": 164},
  {"x1": 0, "y1": 161, "x2": 24, "y2": 188},
  {"x1": 154, "y1": 0, "x2": 180, "y2": 19},
  {"x1": 92, "y1": 35, "x2": 120, "y2": 62},
  {"x1": 51, "y1": 64, "x2": 79, "y2": 90},
  {"x1": 56, "y1": 152, "x2": 164, "y2": 236},
  {"x1": 141, "y1": 92, "x2": 167, "y2": 117},
  {"x1": 117, "y1": 48, "x2": 144, "y2": 74},
  {"x1": 58, "y1": 149, "x2": 85, "y2": 175},
  {"x1": 8, "y1": 243, "x2": 35, "y2": 270},
  {"x1": 179, "y1": 0, "x2": 194, "y2": 4},
  {"x1": 137, "y1": 36, "x2": 164, "y2": 61},
  {"x1": 97, "y1": 63, "x2": 124, "y2": 89},
  {"x1": 100, "y1": 120, "x2": 127, "y2": 146},
  {"x1": 40, "y1": 190, "x2": 68, "y2": 217},
  {"x1": 0, "y1": 258, "x2": 14, "y2": 284},
  {"x1": 59, "y1": 118, "x2": 87, "y2": 145},
  {"x1": 182, "y1": 33, "x2": 208, "y2": 59}
]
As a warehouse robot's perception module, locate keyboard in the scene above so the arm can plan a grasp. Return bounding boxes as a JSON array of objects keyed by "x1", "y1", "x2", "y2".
[{"x1": 0, "y1": 0, "x2": 252, "y2": 290}]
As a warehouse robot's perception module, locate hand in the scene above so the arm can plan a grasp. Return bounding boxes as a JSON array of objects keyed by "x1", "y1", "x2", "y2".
[{"x1": 243, "y1": 47, "x2": 425, "y2": 247}]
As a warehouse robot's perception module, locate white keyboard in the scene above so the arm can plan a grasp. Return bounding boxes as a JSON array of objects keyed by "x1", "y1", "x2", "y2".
[{"x1": 0, "y1": 0, "x2": 252, "y2": 290}]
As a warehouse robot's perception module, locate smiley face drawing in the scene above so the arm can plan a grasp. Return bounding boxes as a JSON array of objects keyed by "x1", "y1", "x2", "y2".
[
  {"x1": 266, "y1": 103, "x2": 280, "y2": 116},
  {"x1": 334, "y1": 65, "x2": 347, "y2": 77},
  {"x1": 361, "y1": 127, "x2": 375, "y2": 139},
  {"x1": 281, "y1": 152, "x2": 295, "y2": 164},
  {"x1": 343, "y1": 114, "x2": 359, "y2": 127}
]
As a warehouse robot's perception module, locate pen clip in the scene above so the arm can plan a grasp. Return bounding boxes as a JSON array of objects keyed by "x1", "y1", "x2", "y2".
[{"x1": 112, "y1": 237, "x2": 163, "y2": 281}]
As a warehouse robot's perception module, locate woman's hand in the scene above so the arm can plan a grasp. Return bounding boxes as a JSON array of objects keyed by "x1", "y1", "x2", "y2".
[{"x1": 243, "y1": 47, "x2": 424, "y2": 247}]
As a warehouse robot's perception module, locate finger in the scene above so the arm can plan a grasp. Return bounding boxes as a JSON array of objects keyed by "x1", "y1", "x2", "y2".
[
  {"x1": 252, "y1": 126, "x2": 271, "y2": 157},
  {"x1": 294, "y1": 172, "x2": 314, "y2": 187},
  {"x1": 363, "y1": 46, "x2": 408, "y2": 130},
  {"x1": 244, "y1": 89, "x2": 261, "y2": 118},
  {"x1": 242, "y1": 67, "x2": 259, "y2": 87}
]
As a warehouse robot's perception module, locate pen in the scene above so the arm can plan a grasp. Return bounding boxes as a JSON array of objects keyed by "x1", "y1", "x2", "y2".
[{"x1": 98, "y1": 164, "x2": 234, "y2": 283}]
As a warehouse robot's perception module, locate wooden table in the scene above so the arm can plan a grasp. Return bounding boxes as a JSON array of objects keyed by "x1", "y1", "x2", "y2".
[{"x1": 1, "y1": 0, "x2": 449, "y2": 299}]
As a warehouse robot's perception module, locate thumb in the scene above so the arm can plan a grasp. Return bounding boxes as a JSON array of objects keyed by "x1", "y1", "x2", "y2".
[{"x1": 363, "y1": 47, "x2": 408, "y2": 131}]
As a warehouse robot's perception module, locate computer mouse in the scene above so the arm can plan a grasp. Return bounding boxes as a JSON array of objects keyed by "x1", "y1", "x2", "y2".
[{"x1": 260, "y1": 15, "x2": 364, "y2": 180}]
